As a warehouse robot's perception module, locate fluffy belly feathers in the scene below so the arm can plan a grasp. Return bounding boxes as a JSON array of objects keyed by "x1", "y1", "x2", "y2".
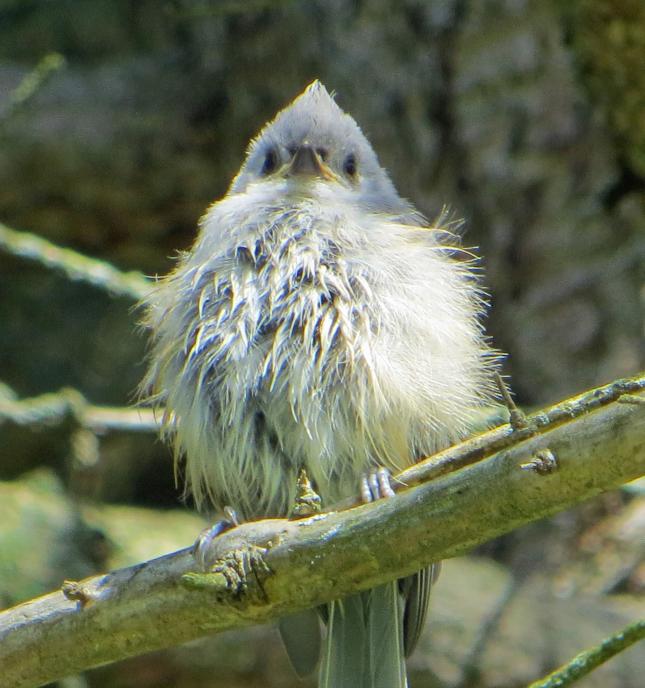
[{"x1": 144, "y1": 194, "x2": 495, "y2": 516}]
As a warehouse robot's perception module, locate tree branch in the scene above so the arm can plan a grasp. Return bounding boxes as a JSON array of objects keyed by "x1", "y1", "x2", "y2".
[
  {"x1": 527, "y1": 619, "x2": 645, "y2": 688},
  {"x1": 0, "y1": 381, "x2": 157, "y2": 433},
  {"x1": 0, "y1": 222, "x2": 150, "y2": 299},
  {"x1": 0, "y1": 374, "x2": 644, "y2": 688}
]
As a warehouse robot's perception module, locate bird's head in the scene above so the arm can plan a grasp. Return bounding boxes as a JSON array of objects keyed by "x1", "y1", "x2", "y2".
[{"x1": 229, "y1": 81, "x2": 413, "y2": 216}]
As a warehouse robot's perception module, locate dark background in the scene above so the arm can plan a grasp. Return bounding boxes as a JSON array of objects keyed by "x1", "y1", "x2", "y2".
[{"x1": 0, "y1": 1, "x2": 643, "y2": 687}]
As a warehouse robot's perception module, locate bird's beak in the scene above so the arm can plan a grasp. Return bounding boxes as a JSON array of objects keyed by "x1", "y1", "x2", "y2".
[{"x1": 286, "y1": 144, "x2": 337, "y2": 181}]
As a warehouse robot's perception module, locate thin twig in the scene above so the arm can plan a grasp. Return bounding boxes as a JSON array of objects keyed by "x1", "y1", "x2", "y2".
[
  {"x1": 527, "y1": 619, "x2": 645, "y2": 688},
  {"x1": 0, "y1": 223, "x2": 150, "y2": 299},
  {"x1": 494, "y1": 371, "x2": 529, "y2": 430},
  {"x1": 0, "y1": 382, "x2": 157, "y2": 433},
  {"x1": 1, "y1": 53, "x2": 66, "y2": 121},
  {"x1": 386, "y1": 372, "x2": 645, "y2": 502}
]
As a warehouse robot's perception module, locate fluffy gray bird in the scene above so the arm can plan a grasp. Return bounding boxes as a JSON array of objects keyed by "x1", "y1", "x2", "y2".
[{"x1": 143, "y1": 81, "x2": 499, "y2": 687}]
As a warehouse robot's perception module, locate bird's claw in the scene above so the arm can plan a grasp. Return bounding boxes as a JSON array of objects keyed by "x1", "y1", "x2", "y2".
[
  {"x1": 192, "y1": 507, "x2": 275, "y2": 601},
  {"x1": 360, "y1": 466, "x2": 396, "y2": 503},
  {"x1": 211, "y1": 544, "x2": 271, "y2": 599},
  {"x1": 193, "y1": 506, "x2": 241, "y2": 570}
]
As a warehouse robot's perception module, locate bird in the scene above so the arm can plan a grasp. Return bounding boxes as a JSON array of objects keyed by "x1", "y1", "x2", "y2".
[{"x1": 142, "y1": 80, "x2": 500, "y2": 687}]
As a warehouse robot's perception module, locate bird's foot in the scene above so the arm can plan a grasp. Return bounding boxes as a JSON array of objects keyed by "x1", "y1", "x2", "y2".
[
  {"x1": 209, "y1": 543, "x2": 271, "y2": 599},
  {"x1": 360, "y1": 466, "x2": 396, "y2": 503},
  {"x1": 191, "y1": 506, "x2": 272, "y2": 600},
  {"x1": 193, "y1": 506, "x2": 241, "y2": 570}
]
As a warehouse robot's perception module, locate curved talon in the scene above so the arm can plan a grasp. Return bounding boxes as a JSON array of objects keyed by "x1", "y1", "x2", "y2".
[
  {"x1": 193, "y1": 506, "x2": 241, "y2": 571},
  {"x1": 360, "y1": 467, "x2": 396, "y2": 503},
  {"x1": 223, "y1": 505, "x2": 241, "y2": 525}
]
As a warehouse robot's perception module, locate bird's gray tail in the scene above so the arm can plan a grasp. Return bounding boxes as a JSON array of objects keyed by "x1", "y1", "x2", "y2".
[{"x1": 319, "y1": 581, "x2": 407, "y2": 688}]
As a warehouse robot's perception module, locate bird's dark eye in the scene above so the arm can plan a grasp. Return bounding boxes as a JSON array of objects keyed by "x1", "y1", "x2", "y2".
[
  {"x1": 261, "y1": 148, "x2": 279, "y2": 175},
  {"x1": 343, "y1": 153, "x2": 357, "y2": 178},
  {"x1": 316, "y1": 147, "x2": 328, "y2": 161}
]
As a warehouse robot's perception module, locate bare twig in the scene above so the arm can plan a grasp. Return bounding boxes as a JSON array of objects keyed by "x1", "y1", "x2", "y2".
[
  {"x1": 494, "y1": 371, "x2": 529, "y2": 430},
  {"x1": 340, "y1": 372, "x2": 645, "y2": 508},
  {"x1": 1, "y1": 53, "x2": 66, "y2": 120},
  {"x1": 0, "y1": 382, "x2": 157, "y2": 433},
  {"x1": 0, "y1": 375, "x2": 643, "y2": 687},
  {"x1": 0, "y1": 223, "x2": 150, "y2": 299},
  {"x1": 527, "y1": 619, "x2": 645, "y2": 688}
]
